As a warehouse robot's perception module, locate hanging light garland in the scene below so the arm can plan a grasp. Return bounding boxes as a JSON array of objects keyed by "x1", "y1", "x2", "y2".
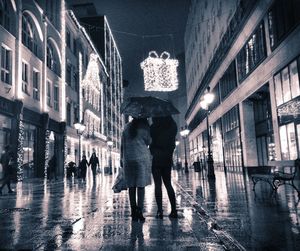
[
  {"x1": 17, "y1": 120, "x2": 24, "y2": 181},
  {"x1": 44, "y1": 130, "x2": 51, "y2": 178},
  {"x1": 140, "y1": 51, "x2": 179, "y2": 92}
]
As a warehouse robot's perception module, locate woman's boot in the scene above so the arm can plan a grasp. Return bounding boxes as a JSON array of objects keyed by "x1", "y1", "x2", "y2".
[{"x1": 136, "y1": 207, "x2": 145, "y2": 222}]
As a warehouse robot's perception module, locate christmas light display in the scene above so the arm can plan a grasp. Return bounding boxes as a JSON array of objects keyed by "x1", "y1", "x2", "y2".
[
  {"x1": 140, "y1": 51, "x2": 179, "y2": 92},
  {"x1": 17, "y1": 120, "x2": 24, "y2": 181},
  {"x1": 82, "y1": 53, "x2": 101, "y2": 111},
  {"x1": 44, "y1": 130, "x2": 50, "y2": 178}
]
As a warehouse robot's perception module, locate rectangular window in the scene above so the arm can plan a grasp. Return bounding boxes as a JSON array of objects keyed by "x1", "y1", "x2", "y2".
[
  {"x1": 67, "y1": 103, "x2": 71, "y2": 126},
  {"x1": 73, "y1": 38, "x2": 77, "y2": 55},
  {"x1": 66, "y1": 64, "x2": 72, "y2": 86},
  {"x1": 73, "y1": 106, "x2": 78, "y2": 124},
  {"x1": 274, "y1": 59, "x2": 300, "y2": 106},
  {"x1": 219, "y1": 62, "x2": 237, "y2": 101},
  {"x1": 32, "y1": 70, "x2": 39, "y2": 100},
  {"x1": 22, "y1": 61, "x2": 29, "y2": 94},
  {"x1": 268, "y1": 0, "x2": 300, "y2": 50},
  {"x1": 66, "y1": 29, "x2": 71, "y2": 48},
  {"x1": 1, "y1": 46, "x2": 11, "y2": 84},
  {"x1": 47, "y1": 80, "x2": 51, "y2": 106},
  {"x1": 287, "y1": 123, "x2": 297, "y2": 159},
  {"x1": 282, "y1": 67, "x2": 291, "y2": 102},
  {"x1": 53, "y1": 84, "x2": 59, "y2": 111},
  {"x1": 237, "y1": 23, "x2": 266, "y2": 82},
  {"x1": 289, "y1": 60, "x2": 300, "y2": 98},
  {"x1": 274, "y1": 72, "x2": 283, "y2": 106}
]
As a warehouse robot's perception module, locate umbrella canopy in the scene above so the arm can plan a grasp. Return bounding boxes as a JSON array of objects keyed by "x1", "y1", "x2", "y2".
[{"x1": 121, "y1": 96, "x2": 180, "y2": 118}]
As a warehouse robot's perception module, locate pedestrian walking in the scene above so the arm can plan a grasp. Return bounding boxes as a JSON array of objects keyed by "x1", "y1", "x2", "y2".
[
  {"x1": 121, "y1": 117, "x2": 152, "y2": 222},
  {"x1": 150, "y1": 116, "x2": 178, "y2": 219},
  {"x1": 89, "y1": 152, "x2": 99, "y2": 180},
  {"x1": 0, "y1": 145, "x2": 15, "y2": 195},
  {"x1": 48, "y1": 154, "x2": 57, "y2": 180},
  {"x1": 79, "y1": 155, "x2": 88, "y2": 181}
]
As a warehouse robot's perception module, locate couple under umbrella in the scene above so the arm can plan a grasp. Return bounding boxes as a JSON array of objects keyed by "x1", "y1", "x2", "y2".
[{"x1": 120, "y1": 96, "x2": 179, "y2": 221}]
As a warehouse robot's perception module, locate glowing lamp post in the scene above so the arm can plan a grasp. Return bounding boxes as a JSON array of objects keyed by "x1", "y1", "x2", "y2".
[
  {"x1": 200, "y1": 87, "x2": 215, "y2": 180},
  {"x1": 74, "y1": 121, "x2": 86, "y2": 167},
  {"x1": 107, "y1": 140, "x2": 113, "y2": 175},
  {"x1": 180, "y1": 127, "x2": 190, "y2": 173}
]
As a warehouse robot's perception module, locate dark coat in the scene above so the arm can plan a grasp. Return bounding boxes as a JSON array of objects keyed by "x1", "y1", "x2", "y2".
[
  {"x1": 150, "y1": 117, "x2": 177, "y2": 167},
  {"x1": 79, "y1": 159, "x2": 89, "y2": 177},
  {"x1": 89, "y1": 155, "x2": 99, "y2": 168}
]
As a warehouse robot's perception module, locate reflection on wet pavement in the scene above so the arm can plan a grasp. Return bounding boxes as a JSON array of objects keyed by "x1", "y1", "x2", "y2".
[
  {"x1": 0, "y1": 171, "x2": 223, "y2": 250},
  {"x1": 1, "y1": 168, "x2": 299, "y2": 250},
  {"x1": 175, "y1": 169, "x2": 300, "y2": 251}
]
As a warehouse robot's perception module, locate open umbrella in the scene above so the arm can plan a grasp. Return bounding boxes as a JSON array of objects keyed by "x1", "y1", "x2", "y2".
[{"x1": 121, "y1": 96, "x2": 180, "y2": 118}]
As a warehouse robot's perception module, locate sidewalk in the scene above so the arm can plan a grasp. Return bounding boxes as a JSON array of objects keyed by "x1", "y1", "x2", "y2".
[
  {"x1": 0, "y1": 171, "x2": 225, "y2": 251},
  {"x1": 173, "y1": 168, "x2": 300, "y2": 250}
]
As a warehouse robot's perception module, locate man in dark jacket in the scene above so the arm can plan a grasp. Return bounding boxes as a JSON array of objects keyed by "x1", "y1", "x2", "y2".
[{"x1": 150, "y1": 116, "x2": 178, "y2": 218}]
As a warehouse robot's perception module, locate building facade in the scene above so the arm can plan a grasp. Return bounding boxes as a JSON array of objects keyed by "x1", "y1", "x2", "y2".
[
  {"x1": 74, "y1": 15, "x2": 124, "y2": 170},
  {"x1": 0, "y1": 0, "x2": 122, "y2": 179},
  {"x1": 185, "y1": 0, "x2": 300, "y2": 171},
  {"x1": 65, "y1": 11, "x2": 109, "y2": 169}
]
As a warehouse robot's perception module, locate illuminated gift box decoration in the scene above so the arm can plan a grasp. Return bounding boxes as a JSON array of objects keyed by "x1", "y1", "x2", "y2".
[{"x1": 140, "y1": 51, "x2": 179, "y2": 92}]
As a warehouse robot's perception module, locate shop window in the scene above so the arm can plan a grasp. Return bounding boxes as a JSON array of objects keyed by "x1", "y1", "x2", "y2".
[
  {"x1": 32, "y1": 70, "x2": 39, "y2": 100},
  {"x1": 22, "y1": 14, "x2": 38, "y2": 56},
  {"x1": 237, "y1": 23, "x2": 266, "y2": 82},
  {"x1": 22, "y1": 61, "x2": 29, "y2": 95},
  {"x1": 222, "y1": 106, "x2": 242, "y2": 168},
  {"x1": 290, "y1": 60, "x2": 300, "y2": 98},
  {"x1": 274, "y1": 59, "x2": 300, "y2": 106},
  {"x1": 53, "y1": 84, "x2": 59, "y2": 111},
  {"x1": 0, "y1": 0, "x2": 10, "y2": 31},
  {"x1": 47, "y1": 80, "x2": 51, "y2": 106},
  {"x1": 1, "y1": 45, "x2": 11, "y2": 84},
  {"x1": 268, "y1": 0, "x2": 300, "y2": 50},
  {"x1": 296, "y1": 124, "x2": 300, "y2": 157},
  {"x1": 279, "y1": 123, "x2": 297, "y2": 160},
  {"x1": 282, "y1": 67, "x2": 291, "y2": 102}
]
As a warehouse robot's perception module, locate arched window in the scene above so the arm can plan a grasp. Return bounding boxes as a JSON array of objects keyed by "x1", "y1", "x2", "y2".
[
  {"x1": 0, "y1": 0, "x2": 10, "y2": 31},
  {"x1": 22, "y1": 13, "x2": 38, "y2": 55}
]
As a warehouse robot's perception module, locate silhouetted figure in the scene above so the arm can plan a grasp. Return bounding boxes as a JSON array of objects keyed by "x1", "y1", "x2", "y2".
[
  {"x1": 48, "y1": 154, "x2": 57, "y2": 180},
  {"x1": 79, "y1": 155, "x2": 88, "y2": 181},
  {"x1": 150, "y1": 116, "x2": 178, "y2": 219},
  {"x1": 89, "y1": 152, "x2": 99, "y2": 180},
  {"x1": 0, "y1": 145, "x2": 15, "y2": 195},
  {"x1": 121, "y1": 118, "x2": 152, "y2": 222}
]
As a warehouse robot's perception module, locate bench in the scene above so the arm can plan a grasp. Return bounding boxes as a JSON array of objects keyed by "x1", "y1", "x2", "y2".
[{"x1": 251, "y1": 159, "x2": 300, "y2": 198}]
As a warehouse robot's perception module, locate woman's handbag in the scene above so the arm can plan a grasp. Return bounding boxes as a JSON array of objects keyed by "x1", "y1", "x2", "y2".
[{"x1": 112, "y1": 168, "x2": 127, "y2": 193}]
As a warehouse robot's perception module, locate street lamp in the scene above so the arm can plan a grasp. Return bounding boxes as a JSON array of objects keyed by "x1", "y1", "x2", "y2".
[
  {"x1": 107, "y1": 140, "x2": 113, "y2": 175},
  {"x1": 74, "y1": 121, "x2": 86, "y2": 167},
  {"x1": 180, "y1": 127, "x2": 190, "y2": 173},
  {"x1": 200, "y1": 86, "x2": 215, "y2": 180}
]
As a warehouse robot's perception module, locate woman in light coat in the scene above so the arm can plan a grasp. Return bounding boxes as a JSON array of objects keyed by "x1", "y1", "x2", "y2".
[{"x1": 121, "y1": 117, "x2": 152, "y2": 222}]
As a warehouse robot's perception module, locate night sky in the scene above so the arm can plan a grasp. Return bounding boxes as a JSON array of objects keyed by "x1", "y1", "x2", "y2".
[{"x1": 69, "y1": 0, "x2": 191, "y2": 98}]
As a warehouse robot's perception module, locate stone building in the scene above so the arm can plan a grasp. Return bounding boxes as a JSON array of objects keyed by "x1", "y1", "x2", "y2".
[
  {"x1": 0, "y1": 0, "x2": 121, "y2": 179},
  {"x1": 185, "y1": 0, "x2": 300, "y2": 171}
]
